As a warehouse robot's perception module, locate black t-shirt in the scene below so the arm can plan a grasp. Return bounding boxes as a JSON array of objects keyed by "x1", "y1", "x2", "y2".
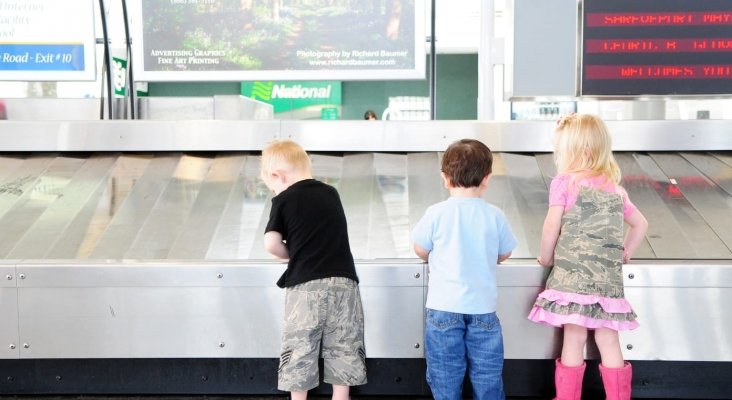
[{"x1": 265, "y1": 179, "x2": 359, "y2": 288}]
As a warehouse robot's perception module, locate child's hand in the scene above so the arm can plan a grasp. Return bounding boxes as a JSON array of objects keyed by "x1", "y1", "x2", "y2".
[
  {"x1": 537, "y1": 256, "x2": 553, "y2": 267},
  {"x1": 623, "y1": 249, "x2": 630, "y2": 264}
]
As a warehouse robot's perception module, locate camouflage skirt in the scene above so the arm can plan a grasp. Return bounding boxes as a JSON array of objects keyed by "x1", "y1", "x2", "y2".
[{"x1": 528, "y1": 187, "x2": 638, "y2": 331}]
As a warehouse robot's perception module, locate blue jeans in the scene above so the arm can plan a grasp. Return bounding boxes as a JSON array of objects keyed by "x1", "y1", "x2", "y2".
[{"x1": 425, "y1": 309, "x2": 505, "y2": 400}]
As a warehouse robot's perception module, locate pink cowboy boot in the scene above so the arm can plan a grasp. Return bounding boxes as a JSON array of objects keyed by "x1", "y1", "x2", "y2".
[
  {"x1": 554, "y1": 358, "x2": 586, "y2": 400},
  {"x1": 599, "y1": 362, "x2": 632, "y2": 400}
]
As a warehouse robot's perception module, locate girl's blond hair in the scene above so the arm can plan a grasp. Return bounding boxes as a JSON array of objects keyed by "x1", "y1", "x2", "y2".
[
  {"x1": 260, "y1": 139, "x2": 312, "y2": 179},
  {"x1": 553, "y1": 113, "x2": 621, "y2": 184}
]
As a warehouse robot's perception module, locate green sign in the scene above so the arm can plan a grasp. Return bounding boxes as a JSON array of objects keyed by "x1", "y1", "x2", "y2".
[
  {"x1": 112, "y1": 57, "x2": 127, "y2": 96},
  {"x1": 112, "y1": 57, "x2": 149, "y2": 97},
  {"x1": 321, "y1": 107, "x2": 339, "y2": 120},
  {"x1": 241, "y1": 81, "x2": 341, "y2": 113}
]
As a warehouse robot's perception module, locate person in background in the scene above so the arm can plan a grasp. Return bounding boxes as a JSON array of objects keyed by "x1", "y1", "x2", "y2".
[
  {"x1": 412, "y1": 139, "x2": 517, "y2": 400},
  {"x1": 0, "y1": 99, "x2": 7, "y2": 120},
  {"x1": 528, "y1": 113, "x2": 648, "y2": 400},
  {"x1": 364, "y1": 110, "x2": 377, "y2": 120},
  {"x1": 261, "y1": 140, "x2": 367, "y2": 400}
]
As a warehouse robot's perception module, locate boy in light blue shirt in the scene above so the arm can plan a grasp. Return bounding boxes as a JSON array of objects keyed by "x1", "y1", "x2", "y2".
[{"x1": 412, "y1": 138, "x2": 516, "y2": 400}]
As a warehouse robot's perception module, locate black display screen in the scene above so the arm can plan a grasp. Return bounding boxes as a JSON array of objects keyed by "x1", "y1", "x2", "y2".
[{"x1": 581, "y1": 0, "x2": 732, "y2": 96}]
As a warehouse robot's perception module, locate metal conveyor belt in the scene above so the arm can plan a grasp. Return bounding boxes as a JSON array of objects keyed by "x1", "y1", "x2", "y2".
[{"x1": 0, "y1": 151, "x2": 730, "y2": 261}]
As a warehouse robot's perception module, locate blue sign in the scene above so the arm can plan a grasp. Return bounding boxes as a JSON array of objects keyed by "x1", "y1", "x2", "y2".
[{"x1": 0, "y1": 44, "x2": 85, "y2": 71}]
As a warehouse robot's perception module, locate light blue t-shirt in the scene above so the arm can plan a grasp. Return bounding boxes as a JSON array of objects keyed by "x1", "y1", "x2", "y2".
[{"x1": 412, "y1": 197, "x2": 517, "y2": 314}]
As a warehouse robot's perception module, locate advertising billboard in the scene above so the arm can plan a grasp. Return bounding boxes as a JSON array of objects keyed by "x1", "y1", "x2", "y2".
[{"x1": 130, "y1": 0, "x2": 425, "y2": 82}]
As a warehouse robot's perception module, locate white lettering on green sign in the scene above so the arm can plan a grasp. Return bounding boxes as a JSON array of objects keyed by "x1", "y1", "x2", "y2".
[
  {"x1": 242, "y1": 81, "x2": 341, "y2": 113},
  {"x1": 271, "y1": 84, "x2": 332, "y2": 99}
]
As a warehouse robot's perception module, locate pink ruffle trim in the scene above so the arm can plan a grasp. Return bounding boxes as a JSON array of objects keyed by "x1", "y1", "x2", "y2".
[
  {"x1": 537, "y1": 289, "x2": 634, "y2": 313},
  {"x1": 528, "y1": 307, "x2": 639, "y2": 331}
]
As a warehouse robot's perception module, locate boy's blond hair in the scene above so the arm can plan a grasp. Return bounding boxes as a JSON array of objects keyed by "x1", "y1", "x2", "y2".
[
  {"x1": 260, "y1": 139, "x2": 312, "y2": 178},
  {"x1": 554, "y1": 113, "x2": 621, "y2": 184}
]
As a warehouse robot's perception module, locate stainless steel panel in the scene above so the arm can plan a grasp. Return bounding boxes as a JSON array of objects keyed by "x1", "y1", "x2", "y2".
[
  {"x1": 621, "y1": 262, "x2": 732, "y2": 362},
  {"x1": 16, "y1": 262, "x2": 284, "y2": 288},
  {"x1": 1, "y1": 120, "x2": 731, "y2": 152},
  {"x1": 16, "y1": 285, "x2": 426, "y2": 359},
  {"x1": 622, "y1": 286, "x2": 731, "y2": 362},
  {"x1": 0, "y1": 121, "x2": 280, "y2": 152},
  {"x1": 624, "y1": 261, "x2": 732, "y2": 288},
  {"x1": 14, "y1": 263, "x2": 427, "y2": 359},
  {"x1": 498, "y1": 264, "x2": 559, "y2": 359},
  {"x1": 513, "y1": 0, "x2": 578, "y2": 97},
  {"x1": 0, "y1": 262, "x2": 18, "y2": 360},
  {"x1": 0, "y1": 264, "x2": 17, "y2": 289},
  {"x1": 355, "y1": 261, "x2": 425, "y2": 287},
  {"x1": 499, "y1": 286, "x2": 561, "y2": 359},
  {"x1": 0, "y1": 286, "x2": 19, "y2": 360},
  {"x1": 361, "y1": 286, "x2": 424, "y2": 358},
  {"x1": 501, "y1": 262, "x2": 732, "y2": 361},
  {"x1": 212, "y1": 95, "x2": 274, "y2": 120},
  {"x1": 17, "y1": 286, "x2": 285, "y2": 358},
  {"x1": 138, "y1": 97, "x2": 215, "y2": 120},
  {"x1": 605, "y1": 120, "x2": 732, "y2": 152},
  {"x1": 15, "y1": 262, "x2": 426, "y2": 288},
  {"x1": 1, "y1": 98, "x2": 101, "y2": 121},
  {"x1": 497, "y1": 262, "x2": 551, "y2": 287},
  {"x1": 10, "y1": 261, "x2": 730, "y2": 361}
]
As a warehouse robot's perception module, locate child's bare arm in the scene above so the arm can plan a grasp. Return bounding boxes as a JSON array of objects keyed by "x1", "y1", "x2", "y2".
[
  {"x1": 264, "y1": 231, "x2": 289, "y2": 259},
  {"x1": 623, "y1": 209, "x2": 648, "y2": 263},
  {"x1": 413, "y1": 243, "x2": 430, "y2": 262},
  {"x1": 538, "y1": 206, "x2": 563, "y2": 267}
]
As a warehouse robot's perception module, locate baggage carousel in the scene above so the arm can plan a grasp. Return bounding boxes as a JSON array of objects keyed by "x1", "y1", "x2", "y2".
[{"x1": 0, "y1": 119, "x2": 729, "y2": 398}]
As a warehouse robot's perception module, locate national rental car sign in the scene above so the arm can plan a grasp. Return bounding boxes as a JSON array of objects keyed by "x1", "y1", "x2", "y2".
[{"x1": 241, "y1": 81, "x2": 341, "y2": 113}]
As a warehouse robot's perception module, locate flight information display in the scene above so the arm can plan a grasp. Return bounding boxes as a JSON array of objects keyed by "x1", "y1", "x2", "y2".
[{"x1": 581, "y1": 0, "x2": 732, "y2": 96}]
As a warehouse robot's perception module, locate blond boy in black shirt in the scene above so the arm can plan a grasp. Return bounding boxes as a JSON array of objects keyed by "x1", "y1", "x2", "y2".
[{"x1": 261, "y1": 140, "x2": 366, "y2": 400}]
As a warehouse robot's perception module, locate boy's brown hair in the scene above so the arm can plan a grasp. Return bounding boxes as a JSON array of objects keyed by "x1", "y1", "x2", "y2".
[{"x1": 441, "y1": 139, "x2": 493, "y2": 188}]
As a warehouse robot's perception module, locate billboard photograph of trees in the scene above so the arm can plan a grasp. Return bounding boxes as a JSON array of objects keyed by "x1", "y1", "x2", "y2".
[{"x1": 138, "y1": 0, "x2": 419, "y2": 80}]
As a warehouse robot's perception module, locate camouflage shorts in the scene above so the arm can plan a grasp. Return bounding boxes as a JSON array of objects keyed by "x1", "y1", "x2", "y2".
[{"x1": 278, "y1": 277, "x2": 367, "y2": 392}]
